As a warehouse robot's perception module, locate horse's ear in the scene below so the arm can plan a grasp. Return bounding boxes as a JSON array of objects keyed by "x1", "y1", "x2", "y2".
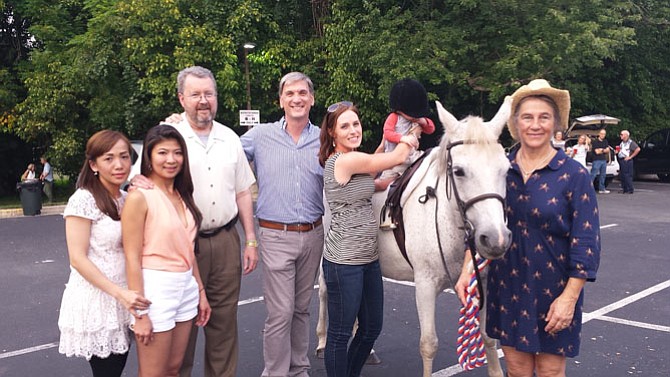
[
  {"x1": 486, "y1": 96, "x2": 512, "y2": 138},
  {"x1": 436, "y1": 101, "x2": 460, "y2": 136}
]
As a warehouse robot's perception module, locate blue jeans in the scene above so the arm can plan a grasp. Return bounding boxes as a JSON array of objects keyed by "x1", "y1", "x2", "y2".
[
  {"x1": 590, "y1": 159, "x2": 607, "y2": 191},
  {"x1": 322, "y1": 259, "x2": 383, "y2": 377}
]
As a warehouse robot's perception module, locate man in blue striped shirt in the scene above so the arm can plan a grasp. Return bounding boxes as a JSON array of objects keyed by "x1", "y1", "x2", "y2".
[{"x1": 241, "y1": 72, "x2": 325, "y2": 377}]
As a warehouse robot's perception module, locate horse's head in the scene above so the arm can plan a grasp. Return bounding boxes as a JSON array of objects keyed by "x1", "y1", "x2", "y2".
[{"x1": 434, "y1": 98, "x2": 512, "y2": 259}]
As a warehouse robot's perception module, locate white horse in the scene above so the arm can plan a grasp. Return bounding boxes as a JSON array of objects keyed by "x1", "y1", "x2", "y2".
[{"x1": 316, "y1": 98, "x2": 513, "y2": 377}]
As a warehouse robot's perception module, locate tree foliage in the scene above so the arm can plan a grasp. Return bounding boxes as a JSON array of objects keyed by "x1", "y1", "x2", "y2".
[{"x1": 1, "y1": 0, "x2": 669, "y2": 176}]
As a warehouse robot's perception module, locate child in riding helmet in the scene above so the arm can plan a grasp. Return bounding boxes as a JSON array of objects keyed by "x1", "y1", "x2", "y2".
[{"x1": 375, "y1": 78, "x2": 435, "y2": 191}]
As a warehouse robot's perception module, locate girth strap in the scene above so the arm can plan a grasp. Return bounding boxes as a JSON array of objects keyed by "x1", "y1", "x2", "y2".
[{"x1": 382, "y1": 148, "x2": 435, "y2": 269}]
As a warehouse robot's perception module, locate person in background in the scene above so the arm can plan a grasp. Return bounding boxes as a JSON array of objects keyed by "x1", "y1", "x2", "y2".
[
  {"x1": 317, "y1": 101, "x2": 419, "y2": 377},
  {"x1": 21, "y1": 163, "x2": 36, "y2": 181},
  {"x1": 58, "y1": 130, "x2": 151, "y2": 377},
  {"x1": 240, "y1": 72, "x2": 325, "y2": 377},
  {"x1": 136, "y1": 65, "x2": 258, "y2": 377},
  {"x1": 40, "y1": 156, "x2": 54, "y2": 203},
  {"x1": 551, "y1": 130, "x2": 566, "y2": 150},
  {"x1": 569, "y1": 134, "x2": 590, "y2": 168},
  {"x1": 122, "y1": 124, "x2": 210, "y2": 376},
  {"x1": 456, "y1": 79, "x2": 600, "y2": 377},
  {"x1": 590, "y1": 129, "x2": 610, "y2": 193},
  {"x1": 375, "y1": 78, "x2": 435, "y2": 191},
  {"x1": 617, "y1": 129, "x2": 640, "y2": 194}
]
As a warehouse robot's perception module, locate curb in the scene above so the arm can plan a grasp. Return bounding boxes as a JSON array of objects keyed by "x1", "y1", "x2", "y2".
[
  {"x1": 1, "y1": 183, "x2": 259, "y2": 220},
  {"x1": 0, "y1": 205, "x2": 66, "y2": 219}
]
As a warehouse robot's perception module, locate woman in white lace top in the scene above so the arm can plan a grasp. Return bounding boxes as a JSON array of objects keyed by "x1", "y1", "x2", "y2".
[{"x1": 58, "y1": 130, "x2": 151, "y2": 377}]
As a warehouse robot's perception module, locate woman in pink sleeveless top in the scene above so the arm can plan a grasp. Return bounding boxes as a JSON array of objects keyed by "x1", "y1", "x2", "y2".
[{"x1": 122, "y1": 125, "x2": 210, "y2": 376}]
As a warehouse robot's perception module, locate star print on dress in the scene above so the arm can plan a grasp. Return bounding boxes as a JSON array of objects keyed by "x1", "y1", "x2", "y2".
[{"x1": 487, "y1": 149, "x2": 600, "y2": 357}]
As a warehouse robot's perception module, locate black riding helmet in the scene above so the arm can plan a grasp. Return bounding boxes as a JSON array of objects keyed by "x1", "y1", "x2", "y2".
[{"x1": 389, "y1": 78, "x2": 431, "y2": 118}]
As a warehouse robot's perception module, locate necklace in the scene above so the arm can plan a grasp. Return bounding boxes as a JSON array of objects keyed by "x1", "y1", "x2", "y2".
[{"x1": 517, "y1": 149, "x2": 555, "y2": 179}]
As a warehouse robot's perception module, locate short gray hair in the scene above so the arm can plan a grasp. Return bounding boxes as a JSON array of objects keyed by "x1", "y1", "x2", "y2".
[
  {"x1": 621, "y1": 130, "x2": 630, "y2": 137},
  {"x1": 278, "y1": 72, "x2": 314, "y2": 97},
  {"x1": 177, "y1": 66, "x2": 217, "y2": 94}
]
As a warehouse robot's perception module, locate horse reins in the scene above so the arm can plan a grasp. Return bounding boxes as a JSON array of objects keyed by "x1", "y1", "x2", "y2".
[{"x1": 419, "y1": 140, "x2": 505, "y2": 309}]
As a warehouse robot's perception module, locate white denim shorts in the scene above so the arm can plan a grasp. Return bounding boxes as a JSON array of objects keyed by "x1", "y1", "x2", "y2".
[{"x1": 131, "y1": 268, "x2": 199, "y2": 332}]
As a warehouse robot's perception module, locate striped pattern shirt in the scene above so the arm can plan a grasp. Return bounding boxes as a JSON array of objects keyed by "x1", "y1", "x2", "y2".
[
  {"x1": 323, "y1": 153, "x2": 378, "y2": 265},
  {"x1": 240, "y1": 117, "x2": 324, "y2": 223}
]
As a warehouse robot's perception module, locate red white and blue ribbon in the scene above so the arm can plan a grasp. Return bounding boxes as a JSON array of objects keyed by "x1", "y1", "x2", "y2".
[{"x1": 456, "y1": 255, "x2": 490, "y2": 371}]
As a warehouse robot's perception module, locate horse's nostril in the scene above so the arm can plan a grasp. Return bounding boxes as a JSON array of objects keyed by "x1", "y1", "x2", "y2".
[{"x1": 479, "y1": 234, "x2": 490, "y2": 248}]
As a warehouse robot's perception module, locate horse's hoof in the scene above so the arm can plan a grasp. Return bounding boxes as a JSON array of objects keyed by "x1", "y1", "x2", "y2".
[
  {"x1": 315, "y1": 349, "x2": 325, "y2": 359},
  {"x1": 365, "y1": 352, "x2": 382, "y2": 365}
]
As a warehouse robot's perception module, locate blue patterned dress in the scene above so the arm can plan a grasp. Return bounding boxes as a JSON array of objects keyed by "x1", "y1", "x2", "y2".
[{"x1": 486, "y1": 149, "x2": 601, "y2": 357}]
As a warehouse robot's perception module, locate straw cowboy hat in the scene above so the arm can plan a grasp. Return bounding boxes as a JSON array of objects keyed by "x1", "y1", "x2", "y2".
[{"x1": 507, "y1": 79, "x2": 571, "y2": 140}]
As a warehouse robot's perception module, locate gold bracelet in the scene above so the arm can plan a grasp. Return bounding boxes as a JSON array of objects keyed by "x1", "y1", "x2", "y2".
[{"x1": 246, "y1": 240, "x2": 258, "y2": 247}]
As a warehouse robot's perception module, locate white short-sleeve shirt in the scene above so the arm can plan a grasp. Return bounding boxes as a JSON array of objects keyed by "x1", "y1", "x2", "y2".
[{"x1": 171, "y1": 117, "x2": 256, "y2": 231}]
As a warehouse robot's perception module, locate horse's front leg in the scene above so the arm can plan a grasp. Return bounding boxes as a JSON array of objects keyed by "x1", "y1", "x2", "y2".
[
  {"x1": 414, "y1": 277, "x2": 442, "y2": 377},
  {"x1": 315, "y1": 264, "x2": 327, "y2": 358},
  {"x1": 480, "y1": 278, "x2": 504, "y2": 377}
]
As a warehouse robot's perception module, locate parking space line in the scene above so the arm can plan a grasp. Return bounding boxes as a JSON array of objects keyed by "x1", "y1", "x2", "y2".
[
  {"x1": 0, "y1": 342, "x2": 57, "y2": 359},
  {"x1": 5, "y1": 275, "x2": 667, "y2": 375},
  {"x1": 600, "y1": 223, "x2": 618, "y2": 229},
  {"x1": 595, "y1": 315, "x2": 670, "y2": 333},
  {"x1": 432, "y1": 279, "x2": 670, "y2": 376},
  {"x1": 583, "y1": 279, "x2": 670, "y2": 323}
]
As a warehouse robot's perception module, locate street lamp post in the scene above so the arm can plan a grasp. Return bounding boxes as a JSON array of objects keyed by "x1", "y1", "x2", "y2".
[{"x1": 243, "y1": 42, "x2": 256, "y2": 110}]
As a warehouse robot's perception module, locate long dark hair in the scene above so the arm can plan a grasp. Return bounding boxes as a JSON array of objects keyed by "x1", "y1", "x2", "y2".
[
  {"x1": 141, "y1": 124, "x2": 203, "y2": 234},
  {"x1": 318, "y1": 102, "x2": 359, "y2": 167},
  {"x1": 76, "y1": 130, "x2": 131, "y2": 221}
]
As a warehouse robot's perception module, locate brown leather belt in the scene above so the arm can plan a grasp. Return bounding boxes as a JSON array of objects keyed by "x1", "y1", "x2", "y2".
[{"x1": 258, "y1": 218, "x2": 322, "y2": 232}]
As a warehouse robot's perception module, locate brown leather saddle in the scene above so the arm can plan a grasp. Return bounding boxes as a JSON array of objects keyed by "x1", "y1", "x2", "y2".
[{"x1": 380, "y1": 148, "x2": 434, "y2": 269}]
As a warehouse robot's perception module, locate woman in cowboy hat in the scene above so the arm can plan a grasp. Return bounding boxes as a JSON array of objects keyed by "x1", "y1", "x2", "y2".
[{"x1": 456, "y1": 79, "x2": 601, "y2": 377}]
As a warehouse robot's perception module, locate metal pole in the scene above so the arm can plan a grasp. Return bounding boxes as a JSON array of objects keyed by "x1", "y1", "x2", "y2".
[{"x1": 244, "y1": 47, "x2": 251, "y2": 110}]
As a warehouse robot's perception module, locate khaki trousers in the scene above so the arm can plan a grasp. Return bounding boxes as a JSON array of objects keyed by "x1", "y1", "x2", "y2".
[
  {"x1": 260, "y1": 225, "x2": 324, "y2": 377},
  {"x1": 180, "y1": 227, "x2": 241, "y2": 377}
]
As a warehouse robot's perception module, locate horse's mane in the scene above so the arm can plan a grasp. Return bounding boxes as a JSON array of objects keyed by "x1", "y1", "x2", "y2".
[{"x1": 436, "y1": 115, "x2": 500, "y2": 171}]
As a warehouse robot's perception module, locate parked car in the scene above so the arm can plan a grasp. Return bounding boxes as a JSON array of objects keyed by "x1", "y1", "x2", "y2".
[
  {"x1": 126, "y1": 140, "x2": 143, "y2": 187},
  {"x1": 564, "y1": 114, "x2": 620, "y2": 188},
  {"x1": 634, "y1": 128, "x2": 670, "y2": 182}
]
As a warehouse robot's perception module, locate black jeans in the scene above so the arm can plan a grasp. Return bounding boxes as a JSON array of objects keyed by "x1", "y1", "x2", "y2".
[{"x1": 89, "y1": 352, "x2": 128, "y2": 377}]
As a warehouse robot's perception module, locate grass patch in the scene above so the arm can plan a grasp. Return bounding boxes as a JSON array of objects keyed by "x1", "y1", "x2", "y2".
[{"x1": 0, "y1": 178, "x2": 74, "y2": 209}]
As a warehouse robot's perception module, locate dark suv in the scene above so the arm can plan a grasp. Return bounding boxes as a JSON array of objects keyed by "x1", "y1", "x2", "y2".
[{"x1": 634, "y1": 128, "x2": 670, "y2": 182}]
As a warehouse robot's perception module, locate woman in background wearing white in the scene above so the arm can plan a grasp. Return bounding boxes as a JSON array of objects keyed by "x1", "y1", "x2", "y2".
[{"x1": 570, "y1": 134, "x2": 590, "y2": 168}]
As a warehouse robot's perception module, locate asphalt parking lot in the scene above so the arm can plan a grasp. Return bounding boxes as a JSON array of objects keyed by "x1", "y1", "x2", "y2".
[{"x1": 1, "y1": 178, "x2": 668, "y2": 377}]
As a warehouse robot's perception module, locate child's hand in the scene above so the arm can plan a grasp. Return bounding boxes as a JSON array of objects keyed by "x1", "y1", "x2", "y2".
[
  {"x1": 400, "y1": 134, "x2": 419, "y2": 149},
  {"x1": 415, "y1": 117, "x2": 428, "y2": 127}
]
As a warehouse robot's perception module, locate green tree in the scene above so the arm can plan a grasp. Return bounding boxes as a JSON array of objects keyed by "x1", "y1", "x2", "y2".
[
  {"x1": 3, "y1": 0, "x2": 669, "y2": 177},
  {"x1": 320, "y1": 0, "x2": 639, "y2": 147}
]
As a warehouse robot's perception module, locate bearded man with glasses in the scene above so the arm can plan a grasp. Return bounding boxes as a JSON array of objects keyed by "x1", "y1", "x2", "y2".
[{"x1": 132, "y1": 65, "x2": 259, "y2": 377}]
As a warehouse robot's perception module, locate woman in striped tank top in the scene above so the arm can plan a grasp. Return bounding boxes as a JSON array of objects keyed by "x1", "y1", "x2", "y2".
[{"x1": 317, "y1": 102, "x2": 421, "y2": 377}]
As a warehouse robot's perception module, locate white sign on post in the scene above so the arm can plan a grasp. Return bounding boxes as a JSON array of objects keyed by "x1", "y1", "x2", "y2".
[{"x1": 239, "y1": 110, "x2": 260, "y2": 127}]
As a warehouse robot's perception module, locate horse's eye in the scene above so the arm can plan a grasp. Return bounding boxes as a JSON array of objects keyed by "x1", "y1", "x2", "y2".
[{"x1": 454, "y1": 168, "x2": 465, "y2": 177}]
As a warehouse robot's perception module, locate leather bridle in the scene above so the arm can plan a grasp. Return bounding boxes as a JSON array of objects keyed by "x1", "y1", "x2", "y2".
[{"x1": 418, "y1": 140, "x2": 506, "y2": 308}]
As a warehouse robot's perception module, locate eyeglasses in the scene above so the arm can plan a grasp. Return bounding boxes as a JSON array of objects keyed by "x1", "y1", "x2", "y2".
[
  {"x1": 185, "y1": 92, "x2": 217, "y2": 101},
  {"x1": 327, "y1": 101, "x2": 353, "y2": 113}
]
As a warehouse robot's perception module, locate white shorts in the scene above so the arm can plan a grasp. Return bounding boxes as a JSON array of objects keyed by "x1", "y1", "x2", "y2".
[{"x1": 131, "y1": 268, "x2": 199, "y2": 333}]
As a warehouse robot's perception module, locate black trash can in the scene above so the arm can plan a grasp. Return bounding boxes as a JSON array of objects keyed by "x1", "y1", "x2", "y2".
[{"x1": 16, "y1": 180, "x2": 43, "y2": 216}]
